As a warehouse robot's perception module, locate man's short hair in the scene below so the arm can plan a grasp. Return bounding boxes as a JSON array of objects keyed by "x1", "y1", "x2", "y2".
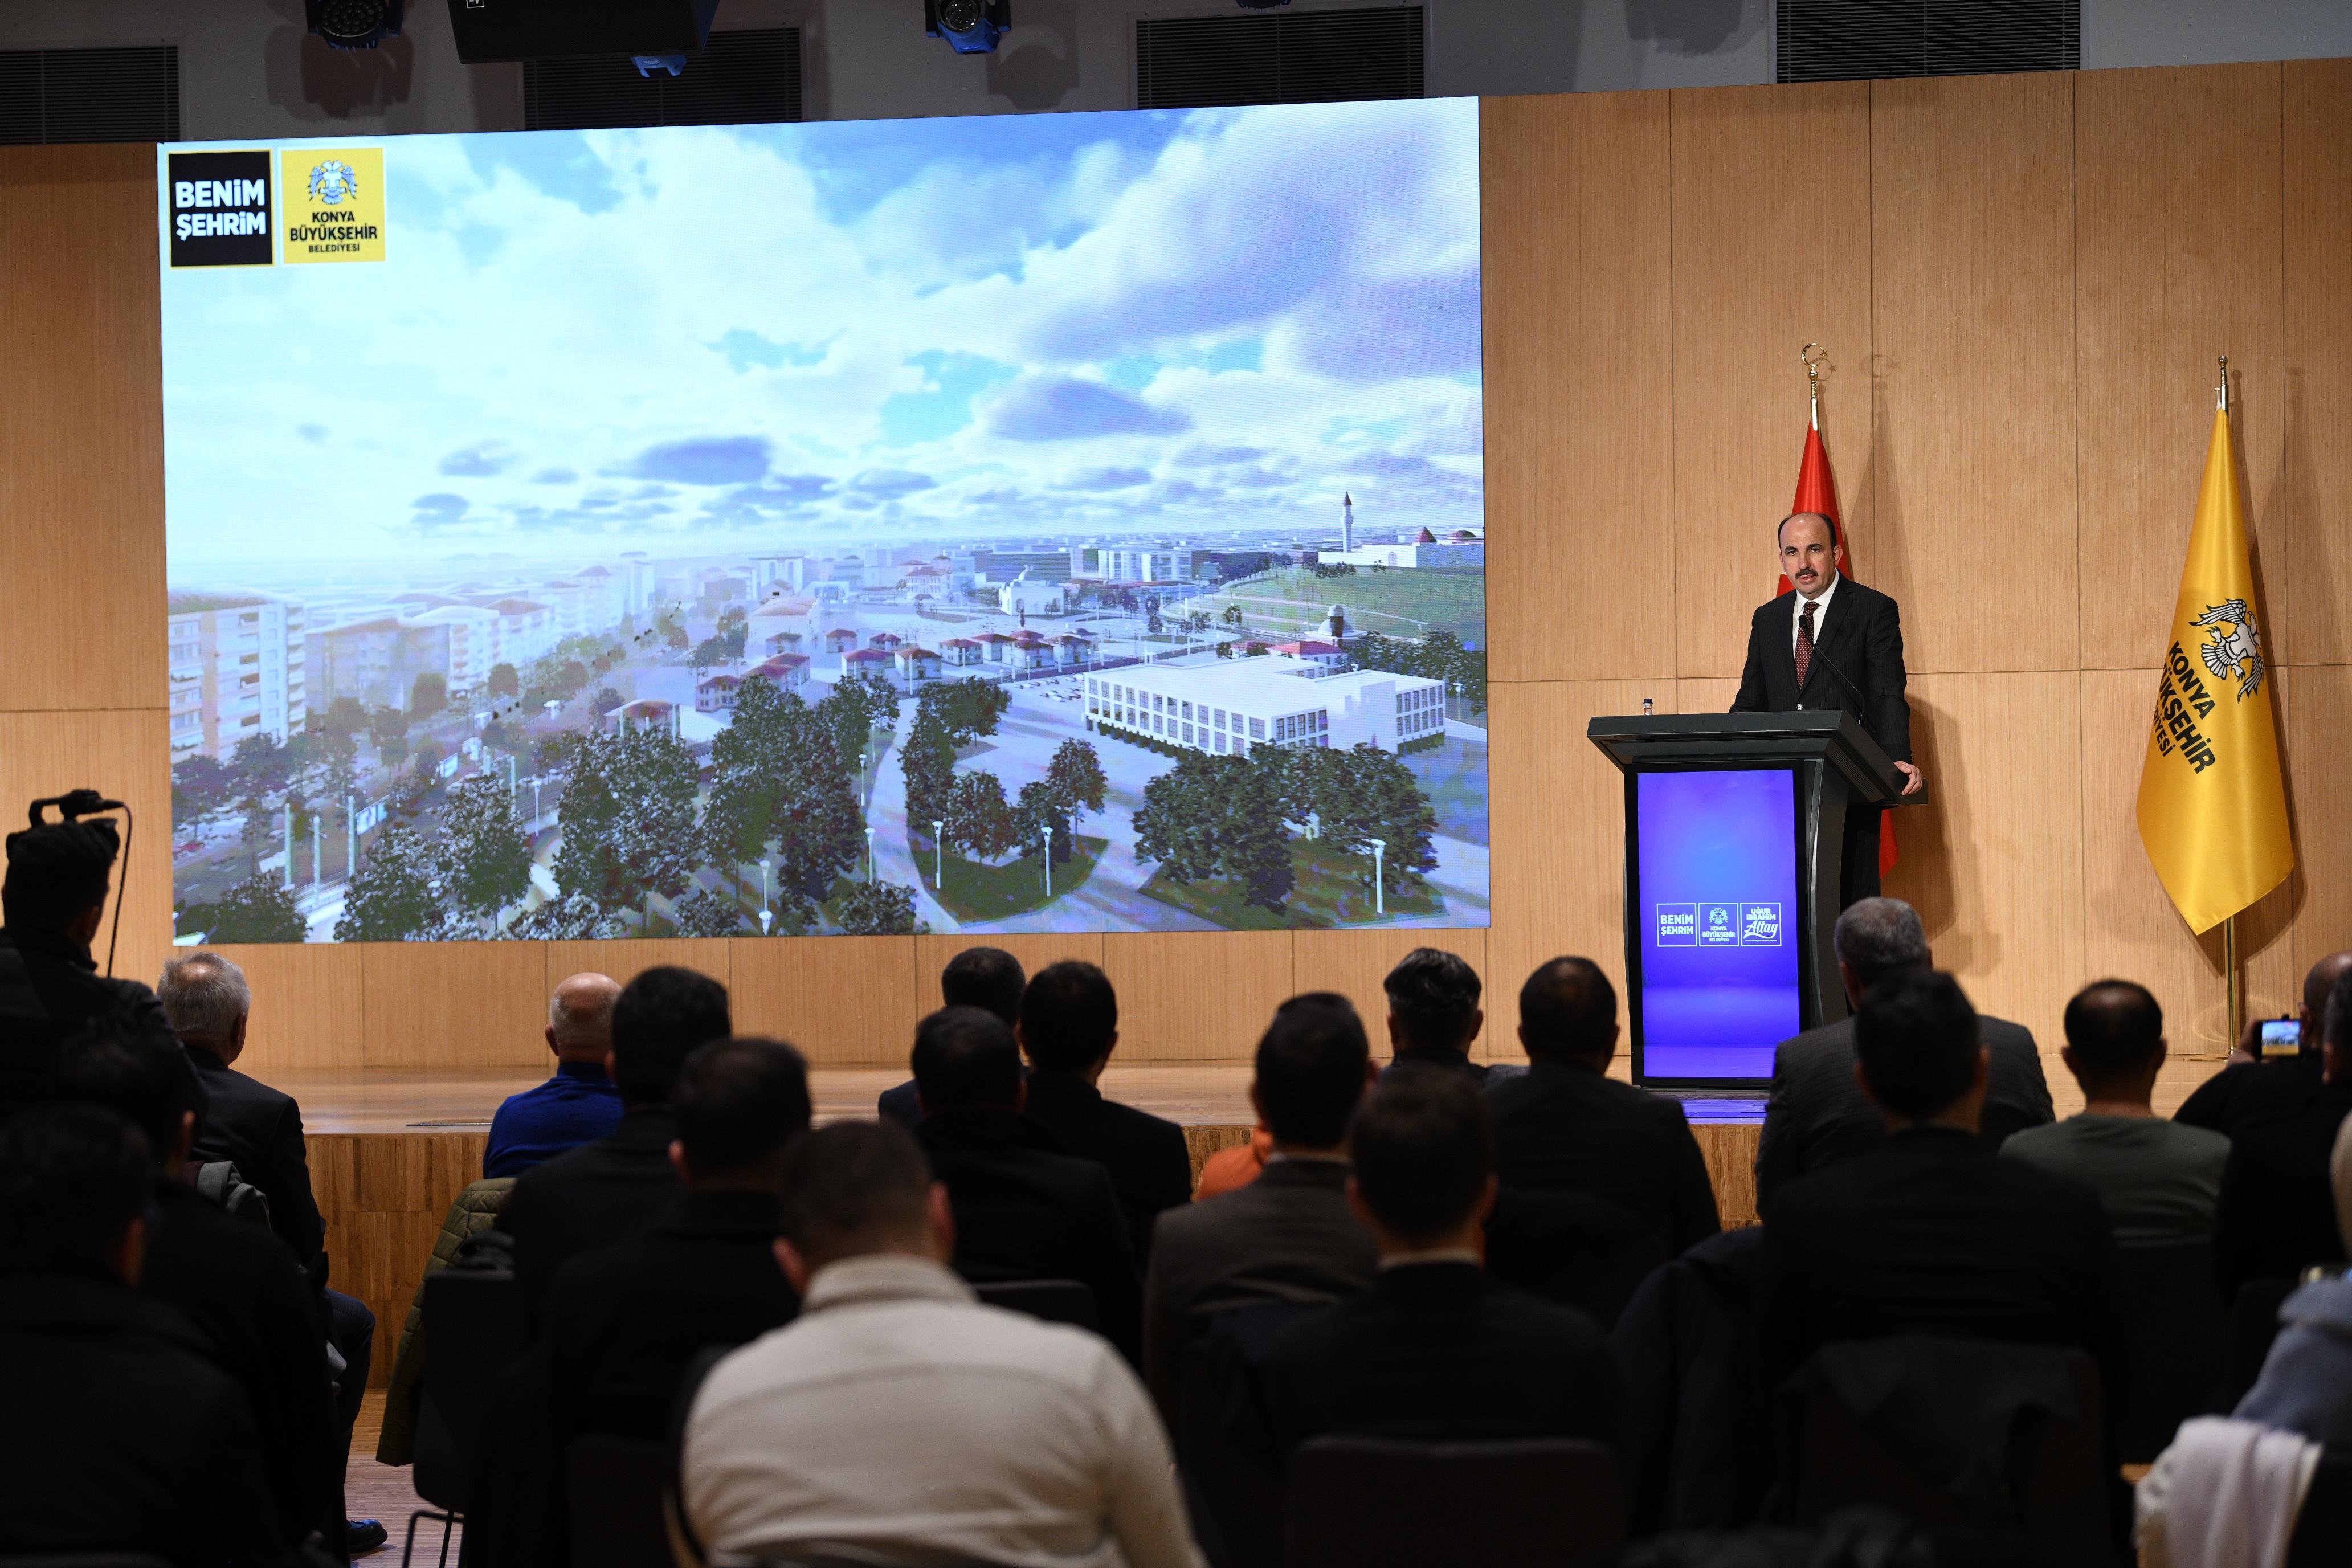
[
  {"x1": 910, "y1": 1006, "x2": 1022, "y2": 1112},
  {"x1": 674, "y1": 1037, "x2": 812, "y2": 1180},
  {"x1": 1777, "y1": 511, "x2": 1838, "y2": 546},
  {"x1": 779, "y1": 1120, "x2": 933, "y2": 1262},
  {"x1": 1832, "y1": 898, "x2": 1929, "y2": 990},
  {"x1": 1854, "y1": 969, "x2": 1981, "y2": 1119},
  {"x1": 53, "y1": 1015, "x2": 192, "y2": 1173},
  {"x1": 1253, "y1": 993, "x2": 1370, "y2": 1148},
  {"x1": 2328, "y1": 967, "x2": 2352, "y2": 1056},
  {"x1": 2062, "y1": 980, "x2": 2164, "y2": 1078},
  {"x1": 1019, "y1": 960, "x2": 1118, "y2": 1075},
  {"x1": 609, "y1": 966, "x2": 730, "y2": 1105},
  {"x1": 1349, "y1": 1065, "x2": 1493, "y2": 1246},
  {"x1": 0, "y1": 1103, "x2": 153, "y2": 1272},
  {"x1": 941, "y1": 946, "x2": 1026, "y2": 1026},
  {"x1": 1, "y1": 818, "x2": 118, "y2": 932},
  {"x1": 1384, "y1": 948, "x2": 1483, "y2": 1054},
  {"x1": 157, "y1": 951, "x2": 251, "y2": 1042},
  {"x1": 1518, "y1": 957, "x2": 1616, "y2": 1061}
]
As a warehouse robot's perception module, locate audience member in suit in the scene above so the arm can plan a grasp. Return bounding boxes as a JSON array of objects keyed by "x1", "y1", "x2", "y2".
[
  {"x1": 1377, "y1": 946, "x2": 1490, "y2": 1084},
  {"x1": 1016, "y1": 959, "x2": 1192, "y2": 1263},
  {"x1": 0, "y1": 812, "x2": 179, "y2": 1129},
  {"x1": 878, "y1": 945, "x2": 1026, "y2": 1129},
  {"x1": 484, "y1": 971, "x2": 624, "y2": 1179},
  {"x1": 2177, "y1": 950, "x2": 2352, "y2": 1140},
  {"x1": 503, "y1": 965, "x2": 730, "y2": 1333},
  {"x1": 1262, "y1": 1066, "x2": 1626, "y2": 1463},
  {"x1": 2230, "y1": 1114, "x2": 2352, "y2": 1444},
  {"x1": 1145, "y1": 992, "x2": 1380, "y2": 1420},
  {"x1": 54, "y1": 1019, "x2": 348, "y2": 1559},
  {"x1": 545, "y1": 1035, "x2": 808, "y2": 1442},
  {"x1": 681, "y1": 1121, "x2": 1205, "y2": 1568},
  {"x1": 1760, "y1": 969, "x2": 2120, "y2": 1403},
  {"x1": 1487, "y1": 957, "x2": 1721, "y2": 1256},
  {"x1": 2003, "y1": 980, "x2": 2231, "y2": 1240},
  {"x1": 0, "y1": 1104, "x2": 292, "y2": 1568},
  {"x1": 911, "y1": 1004, "x2": 1144, "y2": 1362},
  {"x1": 2212, "y1": 965, "x2": 2352, "y2": 1297},
  {"x1": 1754, "y1": 898, "x2": 2053, "y2": 1212}
]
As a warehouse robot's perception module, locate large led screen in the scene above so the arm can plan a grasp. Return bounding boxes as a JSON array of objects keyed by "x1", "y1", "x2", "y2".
[
  {"x1": 158, "y1": 104, "x2": 1487, "y2": 942},
  {"x1": 1634, "y1": 769, "x2": 1802, "y2": 1082}
]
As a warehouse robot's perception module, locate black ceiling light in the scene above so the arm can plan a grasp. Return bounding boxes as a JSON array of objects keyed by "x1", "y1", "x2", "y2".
[
  {"x1": 307, "y1": 0, "x2": 405, "y2": 50},
  {"x1": 925, "y1": 0, "x2": 1010, "y2": 55}
]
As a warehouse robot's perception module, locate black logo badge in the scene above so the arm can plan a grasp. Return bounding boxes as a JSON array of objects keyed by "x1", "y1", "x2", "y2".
[{"x1": 168, "y1": 150, "x2": 273, "y2": 268}]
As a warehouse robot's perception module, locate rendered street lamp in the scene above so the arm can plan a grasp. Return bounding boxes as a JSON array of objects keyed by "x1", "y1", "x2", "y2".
[
  {"x1": 760, "y1": 857, "x2": 771, "y2": 916},
  {"x1": 758, "y1": 908, "x2": 773, "y2": 935},
  {"x1": 932, "y1": 820, "x2": 946, "y2": 891},
  {"x1": 865, "y1": 826, "x2": 876, "y2": 882},
  {"x1": 1041, "y1": 825, "x2": 1054, "y2": 899},
  {"x1": 311, "y1": 816, "x2": 323, "y2": 895},
  {"x1": 281, "y1": 805, "x2": 295, "y2": 890},
  {"x1": 1369, "y1": 836, "x2": 1387, "y2": 918}
]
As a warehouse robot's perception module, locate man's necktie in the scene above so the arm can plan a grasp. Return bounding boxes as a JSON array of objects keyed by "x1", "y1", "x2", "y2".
[{"x1": 1796, "y1": 601, "x2": 1816, "y2": 688}]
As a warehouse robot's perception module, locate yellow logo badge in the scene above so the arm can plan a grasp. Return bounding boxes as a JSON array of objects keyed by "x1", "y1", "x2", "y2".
[{"x1": 280, "y1": 146, "x2": 385, "y2": 264}]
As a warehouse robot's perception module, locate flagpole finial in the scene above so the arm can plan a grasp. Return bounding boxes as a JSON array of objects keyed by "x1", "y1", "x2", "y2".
[
  {"x1": 2216, "y1": 355, "x2": 2230, "y2": 414},
  {"x1": 1802, "y1": 342, "x2": 1831, "y2": 431}
]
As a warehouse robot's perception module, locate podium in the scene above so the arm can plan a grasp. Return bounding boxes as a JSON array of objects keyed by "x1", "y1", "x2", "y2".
[{"x1": 1586, "y1": 711, "x2": 1913, "y2": 1088}]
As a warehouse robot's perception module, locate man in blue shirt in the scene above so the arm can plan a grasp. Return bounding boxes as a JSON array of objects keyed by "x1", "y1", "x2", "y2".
[{"x1": 485, "y1": 971, "x2": 623, "y2": 1179}]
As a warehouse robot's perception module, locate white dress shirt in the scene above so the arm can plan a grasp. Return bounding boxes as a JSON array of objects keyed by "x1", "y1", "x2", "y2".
[
  {"x1": 683, "y1": 1252, "x2": 1206, "y2": 1568},
  {"x1": 1790, "y1": 570, "x2": 1840, "y2": 652}
]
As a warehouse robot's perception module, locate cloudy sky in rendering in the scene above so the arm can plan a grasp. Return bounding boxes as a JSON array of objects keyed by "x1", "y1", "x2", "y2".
[{"x1": 160, "y1": 101, "x2": 1483, "y2": 569}]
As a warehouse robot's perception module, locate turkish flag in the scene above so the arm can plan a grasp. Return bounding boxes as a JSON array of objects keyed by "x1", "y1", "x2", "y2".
[{"x1": 1778, "y1": 422, "x2": 1898, "y2": 875}]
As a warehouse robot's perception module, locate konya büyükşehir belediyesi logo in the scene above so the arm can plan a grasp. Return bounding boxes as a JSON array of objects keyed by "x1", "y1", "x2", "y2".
[
  {"x1": 168, "y1": 150, "x2": 272, "y2": 267},
  {"x1": 281, "y1": 146, "x2": 386, "y2": 264}
]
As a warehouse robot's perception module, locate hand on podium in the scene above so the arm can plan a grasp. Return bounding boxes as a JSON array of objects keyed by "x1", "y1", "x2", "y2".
[{"x1": 1894, "y1": 761, "x2": 1923, "y2": 797}]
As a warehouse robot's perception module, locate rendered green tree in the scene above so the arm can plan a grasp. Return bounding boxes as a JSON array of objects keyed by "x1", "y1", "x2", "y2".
[
  {"x1": 835, "y1": 879, "x2": 924, "y2": 935},
  {"x1": 948, "y1": 770, "x2": 1019, "y2": 861},
  {"x1": 440, "y1": 773, "x2": 535, "y2": 934},
  {"x1": 334, "y1": 823, "x2": 441, "y2": 941},
  {"x1": 671, "y1": 885, "x2": 743, "y2": 937},
  {"x1": 205, "y1": 871, "x2": 309, "y2": 944}
]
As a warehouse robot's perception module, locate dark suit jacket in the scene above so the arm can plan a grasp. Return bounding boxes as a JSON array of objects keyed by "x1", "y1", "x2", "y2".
[
  {"x1": 185, "y1": 1045, "x2": 325, "y2": 1266},
  {"x1": 877, "y1": 1063, "x2": 1032, "y2": 1130},
  {"x1": 1754, "y1": 1011, "x2": 2054, "y2": 1212},
  {"x1": 1379, "y1": 1048, "x2": 1493, "y2": 1087},
  {"x1": 503, "y1": 1108, "x2": 682, "y2": 1335},
  {"x1": 543, "y1": 1187, "x2": 798, "y2": 1443},
  {"x1": 2211, "y1": 1078, "x2": 2352, "y2": 1297},
  {"x1": 1143, "y1": 1156, "x2": 1378, "y2": 1420},
  {"x1": 140, "y1": 1180, "x2": 344, "y2": 1552},
  {"x1": 1487, "y1": 1061, "x2": 1722, "y2": 1256},
  {"x1": 1759, "y1": 1125, "x2": 2119, "y2": 1401},
  {"x1": 1263, "y1": 1262, "x2": 1625, "y2": 1464},
  {"x1": 1729, "y1": 574, "x2": 1912, "y2": 764},
  {"x1": 1020, "y1": 1071, "x2": 1194, "y2": 1264},
  {"x1": 0, "y1": 929, "x2": 184, "y2": 1130},
  {"x1": 0, "y1": 1256, "x2": 290, "y2": 1568},
  {"x1": 2177, "y1": 1053, "x2": 2328, "y2": 1140},
  {"x1": 916, "y1": 1104, "x2": 1144, "y2": 1363}
]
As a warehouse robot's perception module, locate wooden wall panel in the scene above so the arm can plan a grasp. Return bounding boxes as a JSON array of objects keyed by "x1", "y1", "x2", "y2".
[
  {"x1": 0, "y1": 144, "x2": 166, "y2": 713},
  {"x1": 207, "y1": 942, "x2": 366, "y2": 1074},
  {"x1": 0, "y1": 711, "x2": 176, "y2": 994},
  {"x1": 540, "y1": 938, "x2": 729, "y2": 994},
  {"x1": 2076, "y1": 64, "x2": 2286, "y2": 671},
  {"x1": 1669, "y1": 81, "x2": 1875, "y2": 680},
  {"x1": 358, "y1": 942, "x2": 548, "y2": 1069},
  {"x1": 1099, "y1": 932, "x2": 1293, "y2": 1060},
  {"x1": 1481, "y1": 93, "x2": 1676, "y2": 683},
  {"x1": 1292, "y1": 926, "x2": 1489, "y2": 1061},
  {"x1": 2284, "y1": 666, "x2": 2352, "y2": 989},
  {"x1": 1867, "y1": 73, "x2": 2079, "y2": 675},
  {"x1": 729, "y1": 934, "x2": 922, "y2": 1064},
  {"x1": 2283, "y1": 59, "x2": 2352, "y2": 666}
]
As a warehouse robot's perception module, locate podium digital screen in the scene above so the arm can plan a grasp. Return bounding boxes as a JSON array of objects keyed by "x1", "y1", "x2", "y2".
[{"x1": 1632, "y1": 767, "x2": 1802, "y2": 1083}]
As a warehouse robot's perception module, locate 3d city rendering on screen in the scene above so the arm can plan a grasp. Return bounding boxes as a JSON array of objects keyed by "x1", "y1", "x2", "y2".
[{"x1": 158, "y1": 100, "x2": 1487, "y2": 942}]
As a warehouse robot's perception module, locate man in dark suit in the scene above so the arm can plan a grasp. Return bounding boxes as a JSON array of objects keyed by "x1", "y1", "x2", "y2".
[
  {"x1": 1144, "y1": 992, "x2": 1380, "y2": 1420},
  {"x1": 1486, "y1": 958, "x2": 1721, "y2": 1256},
  {"x1": 911, "y1": 1005, "x2": 1143, "y2": 1363},
  {"x1": 0, "y1": 1102, "x2": 292, "y2": 1568},
  {"x1": 504, "y1": 965, "x2": 730, "y2": 1333},
  {"x1": 1730, "y1": 511, "x2": 1923, "y2": 907},
  {"x1": 1015, "y1": 960, "x2": 1191, "y2": 1263},
  {"x1": 2212, "y1": 966, "x2": 2352, "y2": 1296},
  {"x1": 2177, "y1": 950, "x2": 2352, "y2": 1140},
  {"x1": 1754, "y1": 897, "x2": 2053, "y2": 1212},
  {"x1": 1263, "y1": 1066, "x2": 1624, "y2": 1463},
  {"x1": 1378, "y1": 946, "x2": 1494, "y2": 1085},
  {"x1": 1760, "y1": 969, "x2": 2119, "y2": 1399},
  {"x1": 877, "y1": 946, "x2": 1026, "y2": 1129},
  {"x1": 545, "y1": 1036, "x2": 808, "y2": 1442}
]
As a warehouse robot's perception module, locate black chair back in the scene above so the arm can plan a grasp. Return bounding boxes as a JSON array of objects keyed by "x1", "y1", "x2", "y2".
[
  {"x1": 973, "y1": 1278, "x2": 1097, "y2": 1331},
  {"x1": 1485, "y1": 1188, "x2": 1667, "y2": 1332},
  {"x1": 412, "y1": 1268, "x2": 526, "y2": 1512},
  {"x1": 568, "y1": 1436, "x2": 671, "y2": 1568},
  {"x1": 2113, "y1": 1236, "x2": 2228, "y2": 1461},
  {"x1": 2222, "y1": 1277, "x2": 2297, "y2": 1410},
  {"x1": 2288, "y1": 1449, "x2": 2352, "y2": 1568},
  {"x1": 1283, "y1": 1436, "x2": 1626, "y2": 1568},
  {"x1": 1174, "y1": 1351, "x2": 1283, "y2": 1568}
]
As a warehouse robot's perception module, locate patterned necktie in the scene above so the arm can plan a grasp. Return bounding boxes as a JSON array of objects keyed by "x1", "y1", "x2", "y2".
[{"x1": 1796, "y1": 601, "x2": 1817, "y2": 688}]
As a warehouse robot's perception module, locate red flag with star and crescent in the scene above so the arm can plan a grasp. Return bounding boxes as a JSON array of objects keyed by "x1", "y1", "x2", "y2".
[{"x1": 1779, "y1": 422, "x2": 1898, "y2": 876}]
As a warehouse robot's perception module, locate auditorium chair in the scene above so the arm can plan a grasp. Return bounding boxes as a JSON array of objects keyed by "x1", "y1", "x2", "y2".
[
  {"x1": 973, "y1": 1277, "x2": 1097, "y2": 1330},
  {"x1": 2111, "y1": 1237, "x2": 2228, "y2": 1462},
  {"x1": 1283, "y1": 1437, "x2": 1626, "y2": 1568},
  {"x1": 2221, "y1": 1277, "x2": 2297, "y2": 1410},
  {"x1": 569, "y1": 1435, "x2": 670, "y2": 1568},
  {"x1": 2287, "y1": 1448, "x2": 2352, "y2": 1567},
  {"x1": 406, "y1": 1269, "x2": 525, "y2": 1568}
]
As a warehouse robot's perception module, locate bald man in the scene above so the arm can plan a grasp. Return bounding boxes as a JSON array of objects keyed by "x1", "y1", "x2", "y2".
[
  {"x1": 484, "y1": 971, "x2": 624, "y2": 1179},
  {"x1": 2175, "y1": 950, "x2": 2352, "y2": 1140}
]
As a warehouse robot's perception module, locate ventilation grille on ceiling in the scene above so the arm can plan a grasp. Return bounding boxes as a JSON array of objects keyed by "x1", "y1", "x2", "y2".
[
  {"x1": 0, "y1": 45, "x2": 181, "y2": 146},
  {"x1": 523, "y1": 27, "x2": 801, "y2": 131},
  {"x1": 1137, "y1": 6, "x2": 1424, "y2": 110},
  {"x1": 1778, "y1": 0, "x2": 2080, "y2": 83}
]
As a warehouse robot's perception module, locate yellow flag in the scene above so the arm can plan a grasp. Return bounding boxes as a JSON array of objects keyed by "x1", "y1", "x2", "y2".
[{"x1": 2135, "y1": 403, "x2": 2293, "y2": 933}]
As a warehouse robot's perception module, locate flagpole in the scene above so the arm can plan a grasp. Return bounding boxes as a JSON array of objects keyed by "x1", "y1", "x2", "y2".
[
  {"x1": 2215, "y1": 354, "x2": 2244, "y2": 1047},
  {"x1": 1802, "y1": 342, "x2": 1828, "y2": 431}
]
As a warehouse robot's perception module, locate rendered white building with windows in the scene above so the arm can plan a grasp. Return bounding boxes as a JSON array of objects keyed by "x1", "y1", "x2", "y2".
[{"x1": 1085, "y1": 657, "x2": 1446, "y2": 756}]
